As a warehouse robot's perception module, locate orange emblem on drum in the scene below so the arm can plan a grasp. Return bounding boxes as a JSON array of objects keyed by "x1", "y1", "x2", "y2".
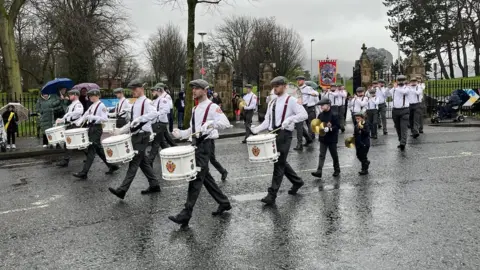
[
  {"x1": 166, "y1": 160, "x2": 176, "y2": 173},
  {"x1": 66, "y1": 137, "x2": 72, "y2": 144},
  {"x1": 47, "y1": 135, "x2": 52, "y2": 141},
  {"x1": 106, "y1": 148, "x2": 113, "y2": 157},
  {"x1": 252, "y1": 146, "x2": 260, "y2": 157}
]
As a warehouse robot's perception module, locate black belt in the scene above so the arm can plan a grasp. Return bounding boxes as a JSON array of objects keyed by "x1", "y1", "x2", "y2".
[{"x1": 393, "y1": 107, "x2": 408, "y2": 110}]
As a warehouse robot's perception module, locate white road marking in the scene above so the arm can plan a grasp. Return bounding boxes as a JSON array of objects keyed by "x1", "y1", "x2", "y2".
[
  {"x1": 0, "y1": 195, "x2": 63, "y2": 216},
  {"x1": 0, "y1": 161, "x2": 47, "y2": 169},
  {"x1": 428, "y1": 153, "x2": 480, "y2": 160}
]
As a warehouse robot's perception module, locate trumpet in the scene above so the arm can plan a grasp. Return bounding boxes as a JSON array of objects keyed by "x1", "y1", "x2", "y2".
[
  {"x1": 358, "y1": 120, "x2": 365, "y2": 129},
  {"x1": 237, "y1": 98, "x2": 247, "y2": 112},
  {"x1": 345, "y1": 136, "x2": 355, "y2": 148},
  {"x1": 310, "y1": 119, "x2": 326, "y2": 136}
]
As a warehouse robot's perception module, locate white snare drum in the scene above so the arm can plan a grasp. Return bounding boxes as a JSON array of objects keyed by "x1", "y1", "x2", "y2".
[
  {"x1": 64, "y1": 128, "x2": 90, "y2": 150},
  {"x1": 160, "y1": 146, "x2": 197, "y2": 181},
  {"x1": 45, "y1": 125, "x2": 66, "y2": 145},
  {"x1": 246, "y1": 134, "x2": 279, "y2": 163},
  {"x1": 101, "y1": 134, "x2": 135, "y2": 163},
  {"x1": 102, "y1": 118, "x2": 116, "y2": 133},
  {"x1": 149, "y1": 133, "x2": 156, "y2": 142}
]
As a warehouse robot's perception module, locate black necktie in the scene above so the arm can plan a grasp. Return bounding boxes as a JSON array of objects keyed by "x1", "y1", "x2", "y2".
[
  {"x1": 192, "y1": 108, "x2": 196, "y2": 133},
  {"x1": 271, "y1": 101, "x2": 276, "y2": 129}
]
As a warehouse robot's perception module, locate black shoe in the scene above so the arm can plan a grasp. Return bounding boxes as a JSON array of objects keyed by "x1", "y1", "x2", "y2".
[
  {"x1": 311, "y1": 171, "x2": 322, "y2": 178},
  {"x1": 359, "y1": 170, "x2": 369, "y2": 175},
  {"x1": 303, "y1": 140, "x2": 313, "y2": 147},
  {"x1": 372, "y1": 136, "x2": 378, "y2": 139},
  {"x1": 261, "y1": 194, "x2": 276, "y2": 205},
  {"x1": 383, "y1": 132, "x2": 388, "y2": 135},
  {"x1": 221, "y1": 171, "x2": 228, "y2": 181},
  {"x1": 56, "y1": 160, "x2": 69, "y2": 167},
  {"x1": 419, "y1": 130, "x2": 424, "y2": 134},
  {"x1": 378, "y1": 125, "x2": 382, "y2": 129},
  {"x1": 332, "y1": 171, "x2": 340, "y2": 177},
  {"x1": 293, "y1": 145, "x2": 303, "y2": 151},
  {"x1": 341, "y1": 128, "x2": 345, "y2": 133},
  {"x1": 108, "y1": 187, "x2": 126, "y2": 199},
  {"x1": 105, "y1": 165, "x2": 120, "y2": 175},
  {"x1": 212, "y1": 203, "x2": 232, "y2": 216},
  {"x1": 241, "y1": 140, "x2": 246, "y2": 144},
  {"x1": 412, "y1": 134, "x2": 420, "y2": 139},
  {"x1": 55, "y1": 144, "x2": 62, "y2": 149},
  {"x1": 288, "y1": 182, "x2": 304, "y2": 195},
  {"x1": 168, "y1": 211, "x2": 191, "y2": 227},
  {"x1": 399, "y1": 145, "x2": 405, "y2": 151},
  {"x1": 72, "y1": 172, "x2": 87, "y2": 179},
  {"x1": 141, "y1": 186, "x2": 161, "y2": 195}
]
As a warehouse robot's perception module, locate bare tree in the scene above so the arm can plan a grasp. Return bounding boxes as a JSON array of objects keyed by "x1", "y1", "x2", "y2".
[
  {"x1": 0, "y1": 0, "x2": 27, "y2": 97},
  {"x1": 146, "y1": 23, "x2": 186, "y2": 89}
]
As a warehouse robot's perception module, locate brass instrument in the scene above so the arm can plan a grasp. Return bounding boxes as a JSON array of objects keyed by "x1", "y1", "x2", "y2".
[
  {"x1": 310, "y1": 119, "x2": 326, "y2": 136},
  {"x1": 237, "y1": 98, "x2": 247, "y2": 111},
  {"x1": 358, "y1": 120, "x2": 365, "y2": 129},
  {"x1": 345, "y1": 136, "x2": 355, "y2": 148}
]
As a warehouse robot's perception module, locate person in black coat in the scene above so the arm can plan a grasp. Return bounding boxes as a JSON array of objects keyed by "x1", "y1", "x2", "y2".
[
  {"x1": 353, "y1": 112, "x2": 370, "y2": 175},
  {"x1": 174, "y1": 91, "x2": 185, "y2": 129},
  {"x1": 311, "y1": 98, "x2": 341, "y2": 179},
  {"x1": 2, "y1": 105, "x2": 18, "y2": 149}
]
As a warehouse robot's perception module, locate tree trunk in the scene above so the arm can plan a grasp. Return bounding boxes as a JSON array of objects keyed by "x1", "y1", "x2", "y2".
[
  {"x1": 183, "y1": 0, "x2": 197, "y2": 129},
  {"x1": 474, "y1": 46, "x2": 480, "y2": 76},
  {"x1": 446, "y1": 42, "x2": 455, "y2": 78},
  {"x1": 455, "y1": 38, "x2": 465, "y2": 76},
  {"x1": 435, "y1": 44, "x2": 450, "y2": 79},
  {"x1": 0, "y1": 17, "x2": 23, "y2": 98}
]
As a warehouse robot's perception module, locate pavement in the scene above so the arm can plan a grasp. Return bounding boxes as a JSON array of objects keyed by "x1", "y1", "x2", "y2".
[{"x1": 1, "y1": 122, "x2": 480, "y2": 269}]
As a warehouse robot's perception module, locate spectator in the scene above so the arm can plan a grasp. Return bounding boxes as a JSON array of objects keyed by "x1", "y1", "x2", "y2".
[
  {"x1": 79, "y1": 88, "x2": 92, "y2": 112},
  {"x1": 175, "y1": 91, "x2": 185, "y2": 129},
  {"x1": 165, "y1": 86, "x2": 174, "y2": 132},
  {"x1": 2, "y1": 105, "x2": 18, "y2": 149},
  {"x1": 212, "y1": 92, "x2": 222, "y2": 107},
  {"x1": 36, "y1": 93, "x2": 62, "y2": 148}
]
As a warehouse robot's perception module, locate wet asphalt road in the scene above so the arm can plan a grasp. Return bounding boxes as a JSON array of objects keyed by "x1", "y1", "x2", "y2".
[{"x1": 1, "y1": 121, "x2": 480, "y2": 269}]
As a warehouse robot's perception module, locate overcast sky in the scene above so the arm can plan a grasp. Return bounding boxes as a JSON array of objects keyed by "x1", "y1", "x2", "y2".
[{"x1": 123, "y1": 0, "x2": 399, "y2": 77}]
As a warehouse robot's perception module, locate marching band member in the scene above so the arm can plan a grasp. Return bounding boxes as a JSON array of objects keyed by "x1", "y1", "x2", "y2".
[
  {"x1": 108, "y1": 80, "x2": 161, "y2": 199},
  {"x1": 337, "y1": 84, "x2": 348, "y2": 133},
  {"x1": 147, "y1": 83, "x2": 171, "y2": 164},
  {"x1": 168, "y1": 79, "x2": 232, "y2": 227},
  {"x1": 416, "y1": 76, "x2": 425, "y2": 133},
  {"x1": 366, "y1": 88, "x2": 380, "y2": 139},
  {"x1": 311, "y1": 98, "x2": 341, "y2": 179},
  {"x1": 251, "y1": 76, "x2": 307, "y2": 205},
  {"x1": 388, "y1": 75, "x2": 410, "y2": 151},
  {"x1": 408, "y1": 78, "x2": 424, "y2": 138},
  {"x1": 348, "y1": 87, "x2": 368, "y2": 127},
  {"x1": 353, "y1": 112, "x2": 370, "y2": 175},
  {"x1": 294, "y1": 76, "x2": 316, "y2": 150},
  {"x1": 73, "y1": 89, "x2": 119, "y2": 179},
  {"x1": 241, "y1": 84, "x2": 257, "y2": 143},
  {"x1": 108, "y1": 88, "x2": 131, "y2": 128},
  {"x1": 376, "y1": 80, "x2": 389, "y2": 135},
  {"x1": 55, "y1": 89, "x2": 84, "y2": 168}
]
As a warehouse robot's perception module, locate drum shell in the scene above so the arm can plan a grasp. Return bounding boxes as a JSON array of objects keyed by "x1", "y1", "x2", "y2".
[
  {"x1": 160, "y1": 146, "x2": 197, "y2": 181},
  {"x1": 246, "y1": 134, "x2": 279, "y2": 163},
  {"x1": 64, "y1": 128, "x2": 90, "y2": 150},
  {"x1": 45, "y1": 126, "x2": 66, "y2": 145},
  {"x1": 102, "y1": 119, "x2": 117, "y2": 133},
  {"x1": 102, "y1": 134, "x2": 135, "y2": 163}
]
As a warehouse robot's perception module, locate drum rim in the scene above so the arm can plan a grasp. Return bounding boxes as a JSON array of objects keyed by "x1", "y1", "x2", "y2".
[
  {"x1": 46, "y1": 126, "x2": 66, "y2": 132},
  {"x1": 246, "y1": 134, "x2": 276, "y2": 142},
  {"x1": 64, "y1": 128, "x2": 89, "y2": 134},
  {"x1": 160, "y1": 145, "x2": 195, "y2": 155},
  {"x1": 102, "y1": 134, "x2": 131, "y2": 144}
]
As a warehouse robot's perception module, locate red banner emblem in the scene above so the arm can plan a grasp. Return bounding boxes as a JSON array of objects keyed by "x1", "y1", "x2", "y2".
[
  {"x1": 47, "y1": 135, "x2": 52, "y2": 141},
  {"x1": 166, "y1": 160, "x2": 176, "y2": 173},
  {"x1": 106, "y1": 148, "x2": 113, "y2": 157},
  {"x1": 252, "y1": 146, "x2": 260, "y2": 157},
  {"x1": 66, "y1": 137, "x2": 72, "y2": 144},
  {"x1": 319, "y1": 59, "x2": 337, "y2": 88}
]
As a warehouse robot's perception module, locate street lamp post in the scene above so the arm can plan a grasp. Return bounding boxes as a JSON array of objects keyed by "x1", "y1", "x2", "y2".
[
  {"x1": 310, "y1": 39, "x2": 315, "y2": 77},
  {"x1": 198, "y1": 32, "x2": 207, "y2": 79}
]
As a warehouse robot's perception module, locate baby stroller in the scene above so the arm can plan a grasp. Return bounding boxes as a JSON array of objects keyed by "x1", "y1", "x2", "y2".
[
  {"x1": 431, "y1": 89, "x2": 469, "y2": 123},
  {"x1": 0, "y1": 118, "x2": 7, "y2": 152}
]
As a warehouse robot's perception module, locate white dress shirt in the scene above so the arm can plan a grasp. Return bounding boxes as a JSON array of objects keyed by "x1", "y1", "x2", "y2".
[
  {"x1": 115, "y1": 97, "x2": 132, "y2": 120},
  {"x1": 300, "y1": 85, "x2": 318, "y2": 107},
  {"x1": 366, "y1": 96, "x2": 380, "y2": 110},
  {"x1": 388, "y1": 86, "x2": 410, "y2": 108},
  {"x1": 348, "y1": 96, "x2": 368, "y2": 113},
  {"x1": 62, "y1": 100, "x2": 84, "y2": 126},
  {"x1": 81, "y1": 100, "x2": 108, "y2": 124},
  {"x1": 178, "y1": 99, "x2": 230, "y2": 139},
  {"x1": 151, "y1": 93, "x2": 171, "y2": 123},
  {"x1": 407, "y1": 84, "x2": 424, "y2": 104},
  {"x1": 255, "y1": 93, "x2": 308, "y2": 132},
  {"x1": 243, "y1": 92, "x2": 257, "y2": 110},
  {"x1": 131, "y1": 95, "x2": 157, "y2": 134},
  {"x1": 266, "y1": 89, "x2": 276, "y2": 104},
  {"x1": 326, "y1": 91, "x2": 347, "y2": 106}
]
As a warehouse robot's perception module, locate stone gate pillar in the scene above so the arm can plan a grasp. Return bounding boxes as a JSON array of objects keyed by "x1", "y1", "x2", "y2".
[
  {"x1": 258, "y1": 49, "x2": 275, "y2": 122},
  {"x1": 214, "y1": 51, "x2": 233, "y2": 119},
  {"x1": 360, "y1": 43, "x2": 373, "y2": 88}
]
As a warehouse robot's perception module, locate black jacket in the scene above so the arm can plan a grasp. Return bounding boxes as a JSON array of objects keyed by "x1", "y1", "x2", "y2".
[
  {"x1": 317, "y1": 109, "x2": 339, "y2": 144},
  {"x1": 2, "y1": 111, "x2": 18, "y2": 132},
  {"x1": 354, "y1": 120, "x2": 370, "y2": 148}
]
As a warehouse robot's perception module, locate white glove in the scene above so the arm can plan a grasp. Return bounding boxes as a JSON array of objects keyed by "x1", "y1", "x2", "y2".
[
  {"x1": 113, "y1": 123, "x2": 131, "y2": 135},
  {"x1": 205, "y1": 129, "x2": 219, "y2": 140},
  {"x1": 281, "y1": 119, "x2": 292, "y2": 130},
  {"x1": 323, "y1": 127, "x2": 330, "y2": 133},
  {"x1": 250, "y1": 126, "x2": 260, "y2": 135},
  {"x1": 200, "y1": 120, "x2": 214, "y2": 134},
  {"x1": 108, "y1": 112, "x2": 116, "y2": 118},
  {"x1": 55, "y1": 118, "x2": 65, "y2": 124},
  {"x1": 131, "y1": 117, "x2": 142, "y2": 128},
  {"x1": 85, "y1": 115, "x2": 99, "y2": 122},
  {"x1": 172, "y1": 128, "x2": 182, "y2": 138}
]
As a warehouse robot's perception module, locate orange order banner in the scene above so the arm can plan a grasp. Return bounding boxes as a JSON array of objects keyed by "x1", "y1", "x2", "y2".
[{"x1": 319, "y1": 59, "x2": 337, "y2": 88}]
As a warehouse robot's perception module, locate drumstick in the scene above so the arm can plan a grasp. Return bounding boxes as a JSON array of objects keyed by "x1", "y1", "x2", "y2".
[
  {"x1": 189, "y1": 125, "x2": 214, "y2": 138},
  {"x1": 269, "y1": 127, "x2": 282, "y2": 134}
]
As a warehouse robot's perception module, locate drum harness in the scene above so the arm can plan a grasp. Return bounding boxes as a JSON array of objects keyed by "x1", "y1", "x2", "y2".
[
  {"x1": 191, "y1": 102, "x2": 213, "y2": 146},
  {"x1": 270, "y1": 96, "x2": 290, "y2": 133}
]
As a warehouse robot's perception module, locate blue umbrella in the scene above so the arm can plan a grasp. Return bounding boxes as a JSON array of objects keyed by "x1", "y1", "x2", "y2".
[{"x1": 41, "y1": 78, "x2": 74, "y2": 95}]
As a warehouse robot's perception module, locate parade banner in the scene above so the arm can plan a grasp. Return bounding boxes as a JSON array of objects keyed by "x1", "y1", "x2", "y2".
[{"x1": 318, "y1": 59, "x2": 337, "y2": 88}]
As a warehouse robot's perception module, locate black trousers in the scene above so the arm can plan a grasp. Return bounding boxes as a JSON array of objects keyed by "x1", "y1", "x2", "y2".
[
  {"x1": 409, "y1": 103, "x2": 422, "y2": 135},
  {"x1": 392, "y1": 108, "x2": 409, "y2": 146},
  {"x1": 316, "y1": 141, "x2": 340, "y2": 173},
  {"x1": 243, "y1": 109, "x2": 254, "y2": 140},
  {"x1": 295, "y1": 122, "x2": 312, "y2": 146},
  {"x1": 80, "y1": 125, "x2": 113, "y2": 174},
  {"x1": 366, "y1": 109, "x2": 378, "y2": 137},
  {"x1": 168, "y1": 110, "x2": 174, "y2": 132},
  {"x1": 268, "y1": 130, "x2": 304, "y2": 197},
  {"x1": 119, "y1": 132, "x2": 159, "y2": 192},
  {"x1": 148, "y1": 122, "x2": 170, "y2": 163},
  {"x1": 355, "y1": 145, "x2": 370, "y2": 171},
  {"x1": 42, "y1": 134, "x2": 48, "y2": 145},
  {"x1": 305, "y1": 105, "x2": 316, "y2": 138},
  {"x1": 210, "y1": 140, "x2": 227, "y2": 174},
  {"x1": 183, "y1": 139, "x2": 230, "y2": 215},
  {"x1": 6, "y1": 131, "x2": 15, "y2": 144}
]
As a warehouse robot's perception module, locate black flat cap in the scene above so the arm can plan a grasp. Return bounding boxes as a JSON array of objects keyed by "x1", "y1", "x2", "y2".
[
  {"x1": 127, "y1": 79, "x2": 144, "y2": 89},
  {"x1": 67, "y1": 89, "x2": 80, "y2": 96},
  {"x1": 152, "y1": 83, "x2": 165, "y2": 91},
  {"x1": 410, "y1": 78, "x2": 417, "y2": 82},
  {"x1": 189, "y1": 79, "x2": 209, "y2": 89},
  {"x1": 397, "y1": 75, "x2": 407, "y2": 81},
  {"x1": 296, "y1": 76, "x2": 306, "y2": 80},
  {"x1": 372, "y1": 80, "x2": 378, "y2": 84},
  {"x1": 245, "y1": 84, "x2": 253, "y2": 88},
  {"x1": 87, "y1": 89, "x2": 101, "y2": 96},
  {"x1": 356, "y1": 87, "x2": 365, "y2": 92},
  {"x1": 113, "y1": 88, "x2": 124, "y2": 94},
  {"x1": 317, "y1": 98, "x2": 331, "y2": 105},
  {"x1": 378, "y1": 79, "x2": 386, "y2": 84},
  {"x1": 270, "y1": 76, "x2": 288, "y2": 86}
]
